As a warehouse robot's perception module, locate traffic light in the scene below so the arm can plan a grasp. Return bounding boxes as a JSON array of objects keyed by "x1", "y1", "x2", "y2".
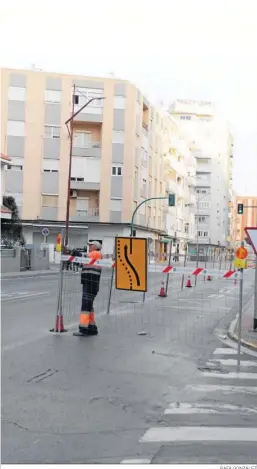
[
  {"x1": 168, "y1": 193, "x2": 175, "y2": 207},
  {"x1": 237, "y1": 203, "x2": 244, "y2": 214}
]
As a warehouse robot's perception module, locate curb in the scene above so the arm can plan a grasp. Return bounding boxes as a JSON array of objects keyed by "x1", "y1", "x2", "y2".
[
  {"x1": 2, "y1": 270, "x2": 59, "y2": 280},
  {"x1": 228, "y1": 315, "x2": 257, "y2": 352}
]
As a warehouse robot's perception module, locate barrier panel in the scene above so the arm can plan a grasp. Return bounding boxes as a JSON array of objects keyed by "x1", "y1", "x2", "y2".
[{"x1": 52, "y1": 256, "x2": 255, "y2": 344}]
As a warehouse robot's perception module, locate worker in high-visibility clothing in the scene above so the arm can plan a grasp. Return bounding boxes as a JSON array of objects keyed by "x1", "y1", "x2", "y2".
[{"x1": 78, "y1": 241, "x2": 102, "y2": 336}]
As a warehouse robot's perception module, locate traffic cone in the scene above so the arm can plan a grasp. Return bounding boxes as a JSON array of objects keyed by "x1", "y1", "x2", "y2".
[
  {"x1": 207, "y1": 274, "x2": 212, "y2": 281},
  {"x1": 159, "y1": 280, "x2": 167, "y2": 297},
  {"x1": 186, "y1": 276, "x2": 192, "y2": 288},
  {"x1": 50, "y1": 314, "x2": 67, "y2": 333}
]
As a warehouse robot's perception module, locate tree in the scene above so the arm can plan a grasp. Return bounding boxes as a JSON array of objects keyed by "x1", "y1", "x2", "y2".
[{"x1": 1, "y1": 196, "x2": 25, "y2": 246}]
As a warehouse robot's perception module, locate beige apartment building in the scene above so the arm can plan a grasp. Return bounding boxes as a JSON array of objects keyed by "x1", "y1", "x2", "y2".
[
  {"x1": 0, "y1": 67, "x2": 168, "y2": 253},
  {"x1": 233, "y1": 196, "x2": 257, "y2": 244}
]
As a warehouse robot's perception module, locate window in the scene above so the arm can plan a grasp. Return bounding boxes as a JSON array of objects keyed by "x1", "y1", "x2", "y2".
[
  {"x1": 7, "y1": 164, "x2": 23, "y2": 171},
  {"x1": 42, "y1": 195, "x2": 58, "y2": 207},
  {"x1": 110, "y1": 198, "x2": 122, "y2": 211},
  {"x1": 74, "y1": 87, "x2": 104, "y2": 107},
  {"x1": 76, "y1": 197, "x2": 89, "y2": 214},
  {"x1": 197, "y1": 189, "x2": 207, "y2": 194},
  {"x1": 44, "y1": 125, "x2": 60, "y2": 139},
  {"x1": 198, "y1": 216, "x2": 208, "y2": 223},
  {"x1": 5, "y1": 192, "x2": 23, "y2": 207},
  {"x1": 71, "y1": 177, "x2": 84, "y2": 182},
  {"x1": 197, "y1": 158, "x2": 209, "y2": 164},
  {"x1": 114, "y1": 96, "x2": 126, "y2": 109},
  {"x1": 74, "y1": 132, "x2": 91, "y2": 148},
  {"x1": 45, "y1": 90, "x2": 61, "y2": 103},
  {"x1": 199, "y1": 201, "x2": 210, "y2": 209},
  {"x1": 112, "y1": 130, "x2": 124, "y2": 143},
  {"x1": 184, "y1": 224, "x2": 189, "y2": 234},
  {"x1": 180, "y1": 115, "x2": 191, "y2": 120},
  {"x1": 112, "y1": 165, "x2": 122, "y2": 176},
  {"x1": 142, "y1": 148, "x2": 147, "y2": 164},
  {"x1": 7, "y1": 120, "x2": 25, "y2": 136},
  {"x1": 8, "y1": 86, "x2": 26, "y2": 101},
  {"x1": 43, "y1": 169, "x2": 58, "y2": 173},
  {"x1": 43, "y1": 160, "x2": 59, "y2": 171},
  {"x1": 198, "y1": 230, "x2": 209, "y2": 237}
]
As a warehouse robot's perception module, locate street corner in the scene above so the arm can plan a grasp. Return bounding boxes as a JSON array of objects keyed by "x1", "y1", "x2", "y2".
[{"x1": 228, "y1": 316, "x2": 257, "y2": 353}]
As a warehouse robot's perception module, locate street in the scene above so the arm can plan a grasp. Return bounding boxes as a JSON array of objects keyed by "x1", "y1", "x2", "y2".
[{"x1": 1, "y1": 268, "x2": 257, "y2": 464}]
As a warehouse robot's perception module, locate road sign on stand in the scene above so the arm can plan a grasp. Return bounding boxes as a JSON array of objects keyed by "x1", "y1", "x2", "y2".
[
  {"x1": 115, "y1": 237, "x2": 147, "y2": 292},
  {"x1": 245, "y1": 227, "x2": 257, "y2": 256},
  {"x1": 234, "y1": 245, "x2": 248, "y2": 269}
]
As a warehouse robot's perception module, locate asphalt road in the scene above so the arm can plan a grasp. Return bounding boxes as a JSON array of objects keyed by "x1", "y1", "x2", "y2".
[{"x1": 2, "y1": 268, "x2": 257, "y2": 464}]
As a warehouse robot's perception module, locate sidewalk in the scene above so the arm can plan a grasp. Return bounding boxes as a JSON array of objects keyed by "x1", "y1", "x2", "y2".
[
  {"x1": 228, "y1": 296, "x2": 257, "y2": 351},
  {"x1": 1, "y1": 264, "x2": 60, "y2": 279}
]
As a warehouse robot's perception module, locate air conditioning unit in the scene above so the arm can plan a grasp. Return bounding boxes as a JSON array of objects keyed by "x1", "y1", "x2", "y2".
[{"x1": 70, "y1": 190, "x2": 77, "y2": 198}]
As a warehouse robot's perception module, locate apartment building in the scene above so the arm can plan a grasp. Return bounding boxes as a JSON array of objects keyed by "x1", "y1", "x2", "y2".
[
  {"x1": 1, "y1": 153, "x2": 12, "y2": 220},
  {"x1": 162, "y1": 114, "x2": 196, "y2": 254},
  {"x1": 1, "y1": 67, "x2": 169, "y2": 254},
  {"x1": 234, "y1": 196, "x2": 257, "y2": 244},
  {"x1": 170, "y1": 99, "x2": 233, "y2": 248}
]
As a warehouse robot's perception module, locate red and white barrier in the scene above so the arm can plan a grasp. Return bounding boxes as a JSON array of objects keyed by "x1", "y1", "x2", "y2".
[{"x1": 61, "y1": 255, "x2": 244, "y2": 278}]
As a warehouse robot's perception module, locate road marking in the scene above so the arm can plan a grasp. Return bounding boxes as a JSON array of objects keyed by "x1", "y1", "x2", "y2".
[
  {"x1": 185, "y1": 384, "x2": 257, "y2": 395},
  {"x1": 208, "y1": 359, "x2": 257, "y2": 367},
  {"x1": 140, "y1": 427, "x2": 257, "y2": 443},
  {"x1": 1, "y1": 292, "x2": 49, "y2": 302},
  {"x1": 208, "y1": 294, "x2": 224, "y2": 299},
  {"x1": 164, "y1": 402, "x2": 257, "y2": 414},
  {"x1": 120, "y1": 459, "x2": 151, "y2": 464},
  {"x1": 213, "y1": 347, "x2": 241, "y2": 355},
  {"x1": 200, "y1": 371, "x2": 257, "y2": 380}
]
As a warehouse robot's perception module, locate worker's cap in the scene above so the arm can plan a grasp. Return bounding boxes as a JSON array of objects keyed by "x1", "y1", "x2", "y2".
[{"x1": 87, "y1": 240, "x2": 102, "y2": 250}]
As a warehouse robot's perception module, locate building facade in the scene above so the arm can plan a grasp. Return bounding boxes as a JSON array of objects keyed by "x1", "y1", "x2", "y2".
[
  {"x1": 162, "y1": 114, "x2": 196, "y2": 256},
  {"x1": 1, "y1": 67, "x2": 172, "y2": 254},
  {"x1": 1, "y1": 153, "x2": 12, "y2": 220},
  {"x1": 233, "y1": 196, "x2": 257, "y2": 244},
  {"x1": 170, "y1": 99, "x2": 233, "y2": 248}
]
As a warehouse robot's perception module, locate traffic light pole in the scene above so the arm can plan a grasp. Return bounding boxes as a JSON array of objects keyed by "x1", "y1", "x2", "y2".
[{"x1": 130, "y1": 196, "x2": 170, "y2": 237}]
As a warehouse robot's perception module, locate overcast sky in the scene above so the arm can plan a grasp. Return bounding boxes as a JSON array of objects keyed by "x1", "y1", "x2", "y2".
[{"x1": 1, "y1": 0, "x2": 257, "y2": 195}]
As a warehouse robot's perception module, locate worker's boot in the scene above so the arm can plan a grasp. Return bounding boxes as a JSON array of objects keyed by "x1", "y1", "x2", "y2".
[{"x1": 88, "y1": 312, "x2": 98, "y2": 335}]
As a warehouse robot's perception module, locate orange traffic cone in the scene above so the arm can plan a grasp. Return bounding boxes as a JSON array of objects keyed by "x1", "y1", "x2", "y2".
[
  {"x1": 159, "y1": 280, "x2": 167, "y2": 297},
  {"x1": 207, "y1": 274, "x2": 212, "y2": 281},
  {"x1": 186, "y1": 276, "x2": 192, "y2": 288},
  {"x1": 50, "y1": 314, "x2": 67, "y2": 333}
]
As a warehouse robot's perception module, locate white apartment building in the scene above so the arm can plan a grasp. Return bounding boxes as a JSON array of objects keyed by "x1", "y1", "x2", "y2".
[
  {"x1": 170, "y1": 99, "x2": 233, "y2": 248},
  {"x1": 162, "y1": 113, "x2": 196, "y2": 254}
]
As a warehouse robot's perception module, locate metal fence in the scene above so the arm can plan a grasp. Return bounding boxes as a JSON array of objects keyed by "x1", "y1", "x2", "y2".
[{"x1": 53, "y1": 259, "x2": 255, "y2": 348}]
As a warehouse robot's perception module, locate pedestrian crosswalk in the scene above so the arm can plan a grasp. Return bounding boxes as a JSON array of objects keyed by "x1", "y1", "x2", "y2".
[{"x1": 120, "y1": 344, "x2": 257, "y2": 464}]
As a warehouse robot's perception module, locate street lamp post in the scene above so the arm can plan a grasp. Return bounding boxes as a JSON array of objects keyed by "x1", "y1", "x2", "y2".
[{"x1": 64, "y1": 87, "x2": 105, "y2": 248}]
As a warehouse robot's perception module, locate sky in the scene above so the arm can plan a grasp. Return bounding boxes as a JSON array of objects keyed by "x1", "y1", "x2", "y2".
[{"x1": 1, "y1": 0, "x2": 257, "y2": 195}]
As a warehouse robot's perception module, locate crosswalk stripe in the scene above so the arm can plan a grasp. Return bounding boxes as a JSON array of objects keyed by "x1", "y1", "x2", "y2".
[
  {"x1": 200, "y1": 371, "x2": 257, "y2": 380},
  {"x1": 164, "y1": 402, "x2": 257, "y2": 415},
  {"x1": 185, "y1": 384, "x2": 257, "y2": 394},
  {"x1": 140, "y1": 427, "x2": 257, "y2": 443},
  {"x1": 120, "y1": 459, "x2": 151, "y2": 464},
  {"x1": 213, "y1": 347, "x2": 241, "y2": 355},
  {"x1": 208, "y1": 359, "x2": 257, "y2": 367}
]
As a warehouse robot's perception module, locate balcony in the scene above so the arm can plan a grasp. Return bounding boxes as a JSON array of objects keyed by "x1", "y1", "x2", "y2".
[
  {"x1": 70, "y1": 179, "x2": 100, "y2": 191},
  {"x1": 72, "y1": 142, "x2": 101, "y2": 158},
  {"x1": 70, "y1": 208, "x2": 99, "y2": 223},
  {"x1": 196, "y1": 175, "x2": 211, "y2": 186},
  {"x1": 187, "y1": 175, "x2": 196, "y2": 187},
  {"x1": 73, "y1": 104, "x2": 103, "y2": 123}
]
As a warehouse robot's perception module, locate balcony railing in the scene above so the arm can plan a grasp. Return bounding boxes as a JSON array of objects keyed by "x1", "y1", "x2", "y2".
[{"x1": 70, "y1": 208, "x2": 99, "y2": 222}]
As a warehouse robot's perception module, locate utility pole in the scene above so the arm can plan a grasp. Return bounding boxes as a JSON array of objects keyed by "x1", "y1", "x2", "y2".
[{"x1": 64, "y1": 89, "x2": 105, "y2": 248}]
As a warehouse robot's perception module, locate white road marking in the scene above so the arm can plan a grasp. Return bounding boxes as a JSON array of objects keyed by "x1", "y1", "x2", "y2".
[
  {"x1": 164, "y1": 402, "x2": 257, "y2": 414},
  {"x1": 213, "y1": 348, "x2": 241, "y2": 355},
  {"x1": 208, "y1": 294, "x2": 224, "y2": 299},
  {"x1": 185, "y1": 384, "x2": 257, "y2": 395},
  {"x1": 200, "y1": 371, "x2": 257, "y2": 380},
  {"x1": 120, "y1": 459, "x2": 151, "y2": 464},
  {"x1": 208, "y1": 359, "x2": 257, "y2": 367},
  {"x1": 1, "y1": 292, "x2": 49, "y2": 302},
  {"x1": 140, "y1": 427, "x2": 257, "y2": 443}
]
